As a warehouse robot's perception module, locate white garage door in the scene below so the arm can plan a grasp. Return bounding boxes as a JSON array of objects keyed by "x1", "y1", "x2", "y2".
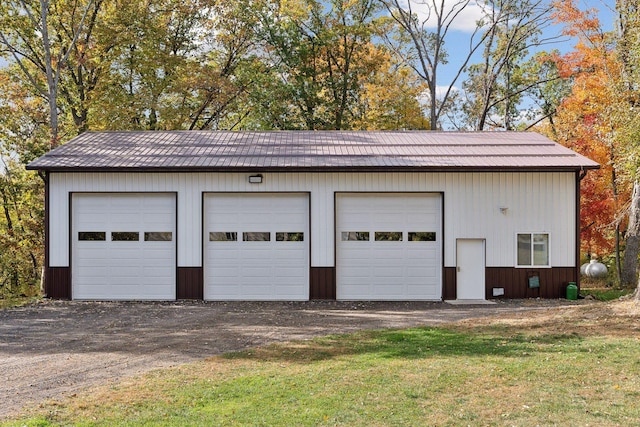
[
  {"x1": 204, "y1": 193, "x2": 309, "y2": 300},
  {"x1": 336, "y1": 193, "x2": 442, "y2": 300},
  {"x1": 72, "y1": 193, "x2": 176, "y2": 300}
]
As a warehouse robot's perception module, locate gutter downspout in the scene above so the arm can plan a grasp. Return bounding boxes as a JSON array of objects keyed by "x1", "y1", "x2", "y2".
[{"x1": 576, "y1": 167, "x2": 588, "y2": 292}]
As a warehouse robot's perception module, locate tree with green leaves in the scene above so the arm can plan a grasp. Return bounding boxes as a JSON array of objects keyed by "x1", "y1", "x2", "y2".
[
  {"x1": 614, "y1": 0, "x2": 640, "y2": 292},
  {"x1": 249, "y1": 0, "x2": 428, "y2": 130},
  {"x1": 253, "y1": 0, "x2": 381, "y2": 130},
  {"x1": 0, "y1": 70, "x2": 46, "y2": 296},
  {"x1": 0, "y1": 0, "x2": 99, "y2": 146}
]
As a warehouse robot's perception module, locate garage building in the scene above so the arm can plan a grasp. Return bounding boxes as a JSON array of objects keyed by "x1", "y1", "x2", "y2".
[{"x1": 27, "y1": 131, "x2": 599, "y2": 301}]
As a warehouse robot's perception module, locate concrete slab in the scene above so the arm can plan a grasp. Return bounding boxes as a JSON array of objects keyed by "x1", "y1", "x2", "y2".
[{"x1": 445, "y1": 299, "x2": 497, "y2": 305}]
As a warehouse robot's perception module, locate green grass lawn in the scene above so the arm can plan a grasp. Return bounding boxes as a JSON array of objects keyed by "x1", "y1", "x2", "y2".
[
  {"x1": 6, "y1": 302, "x2": 640, "y2": 426},
  {"x1": 581, "y1": 287, "x2": 633, "y2": 301}
]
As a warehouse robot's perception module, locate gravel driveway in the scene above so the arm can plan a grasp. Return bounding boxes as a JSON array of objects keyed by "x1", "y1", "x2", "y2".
[{"x1": 0, "y1": 299, "x2": 578, "y2": 418}]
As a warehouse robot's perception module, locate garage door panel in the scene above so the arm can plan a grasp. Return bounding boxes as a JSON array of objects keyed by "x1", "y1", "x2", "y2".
[
  {"x1": 76, "y1": 265, "x2": 108, "y2": 274},
  {"x1": 210, "y1": 267, "x2": 239, "y2": 277},
  {"x1": 275, "y1": 287, "x2": 303, "y2": 298},
  {"x1": 273, "y1": 266, "x2": 307, "y2": 277},
  {"x1": 341, "y1": 288, "x2": 368, "y2": 299},
  {"x1": 143, "y1": 197, "x2": 171, "y2": 208},
  {"x1": 209, "y1": 246, "x2": 240, "y2": 257},
  {"x1": 406, "y1": 245, "x2": 437, "y2": 253},
  {"x1": 110, "y1": 213, "x2": 140, "y2": 224},
  {"x1": 407, "y1": 266, "x2": 434, "y2": 277},
  {"x1": 337, "y1": 194, "x2": 442, "y2": 301},
  {"x1": 72, "y1": 193, "x2": 176, "y2": 300},
  {"x1": 110, "y1": 248, "x2": 143, "y2": 258},
  {"x1": 242, "y1": 266, "x2": 272, "y2": 277},
  {"x1": 111, "y1": 266, "x2": 143, "y2": 277},
  {"x1": 204, "y1": 193, "x2": 309, "y2": 300},
  {"x1": 373, "y1": 285, "x2": 404, "y2": 295},
  {"x1": 373, "y1": 266, "x2": 405, "y2": 277},
  {"x1": 243, "y1": 286, "x2": 272, "y2": 296},
  {"x1": 141, "y1": 248, "x2": 173, "y2": 258},
  {"x1": 272, "y1": 258, "x2": 305, "y2": 268},
  {"x1": 143, "y1": 214, "x2": 173, "y2": 225},
  {"x1": 143, "y1": 265, "x2": 174, "y2": 275},
  {"x1": 371, "y1": 248, "x2": 405, "y2": 258}
]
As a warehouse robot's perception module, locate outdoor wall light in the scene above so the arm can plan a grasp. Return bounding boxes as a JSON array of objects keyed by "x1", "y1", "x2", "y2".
[
  {"x1": 499, "y1": 206, "x2": 509, "y2": 214},
  {"x1": 248, "y1": 174, "x2": 263, "y2": 184}
]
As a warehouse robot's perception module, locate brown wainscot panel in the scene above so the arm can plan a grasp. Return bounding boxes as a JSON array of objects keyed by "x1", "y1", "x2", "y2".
[
  {"x1": 443, "y1": 267, "x2": 457, "y2": 300},
  {"x1": 177, "y1": 267, "x2": 203, "y2": 300},
  {"x1": 485, "y1": 267, "x2": 578, "y2": 299},
  {"x1": 45, "y1": 267, "x2": 71, "y2": 299},
  {"x1": 310, "y1": 267, "x2": 336, "y2": 300}
]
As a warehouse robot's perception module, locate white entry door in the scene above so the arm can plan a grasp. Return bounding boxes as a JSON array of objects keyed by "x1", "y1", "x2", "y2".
[
  {"x1": 72, "y1": 193, "x2": 176, "y2": 300},
  {"x1": 456, "y1": 239, "x2": 486, "y2": 300},
  {"x1": 204, "y1": 193, "x2": 309, "y2": 300}
]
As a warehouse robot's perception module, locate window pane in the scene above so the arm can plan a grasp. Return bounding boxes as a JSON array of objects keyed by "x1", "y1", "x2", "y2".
[
  {"x1": 243, "y1": 232, "x2": 270, "y2": 241},
  {"x1": 517, "y1": 234, "x2": 532, "y2": 266},
  {"x1": 276, "y1": 232, "x2": 304, "y2": 242},
  {"x1": 78, "y1": 232, "x2": 105, "y2": 241},
  {"x1": 209, "y1": 232, "x2": 237, "y2": 241},
  {"x1": 112, "y1": 232, "x2": 139, "y2": 241},
  {"x1": 341, "y1": 232, "x2": 369, "y2": 241},
  {"x1": 408, "y1": 232, "x2": 436, "y2": 242},
  {"x1": 145, "y1": 232, "x2": 172, "y2": 241},
  {"x1": 375, "y1": 232, "x2": 403, "y2": 241},
  {"x1": 533, "y1": 234, "x2": 549, "y2": 266}
]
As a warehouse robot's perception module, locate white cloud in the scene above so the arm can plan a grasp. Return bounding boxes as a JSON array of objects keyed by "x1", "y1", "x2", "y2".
[
  {"x1": 397, "y1": 0, "x2": 488, "y2": 33},
  {"x1": 437, "y1": 84, "x2": 459, "y2": 99},
  {"x1": 419, "y1": 85, "x2": 460, "y2": 104}
]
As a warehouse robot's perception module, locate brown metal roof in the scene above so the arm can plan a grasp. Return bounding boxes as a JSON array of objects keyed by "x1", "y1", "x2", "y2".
[{"x1": 26, "y1": 130, "x2": 600, "y2": 172}]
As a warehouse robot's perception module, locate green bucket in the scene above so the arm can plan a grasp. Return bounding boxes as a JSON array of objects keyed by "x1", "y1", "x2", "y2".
[{"x1": 566, "y1": 282, "x2": 578, "y2": 300}]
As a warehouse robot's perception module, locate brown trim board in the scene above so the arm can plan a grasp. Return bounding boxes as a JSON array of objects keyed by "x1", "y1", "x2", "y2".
[
  {"x1": 177, "y1": 267, "x2": 204, "y2": 299},
  {"x1": 310, "y1": 267, "x2": 336, "y2": 299}
]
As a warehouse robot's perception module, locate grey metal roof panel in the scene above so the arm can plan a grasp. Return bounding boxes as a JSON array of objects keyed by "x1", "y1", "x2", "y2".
[{"x1": 26, "y1": 130, "x2": 600, "y2": 172}]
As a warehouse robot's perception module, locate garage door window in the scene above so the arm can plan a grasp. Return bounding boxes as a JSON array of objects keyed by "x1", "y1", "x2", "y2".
[
  {"x1": 111, "y1": 232, "x2": 139, "y2": 241},
  {"x1": 78, "y1": 232, "x2": 106, "y2": 241},
  {"x1": 375, "y1": 232, "x2": 403, "y2": 241},
  {"x1": 408, "y1": 232, "x2": 436, "y2": 242},
  {"x1": 209, "y1": 232, "x2": 237, "y2": 241},
  {"x1": 145, "y1": 232, "x2": 172, "y2": 241},
  {"x1": 276, "y1": 232, "x2": 304, "y2": 241},
  {"x1": 243, "y1": 232, "x2": 270, "y2": 241},
  {"x1": 342, "y1": 232, "x2": 369, "y2": 241},
  {"x1": 517, "y1": 233, "x2": 549, "y2": 266}
]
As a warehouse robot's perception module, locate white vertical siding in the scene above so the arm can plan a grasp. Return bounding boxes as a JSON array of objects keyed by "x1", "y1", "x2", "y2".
[
  {"x1": 49, "y1": 171, "x2": 576, "y2": 268},
  {"x1": 49, "y1": 174, "x2": 69, "y2": 267}
]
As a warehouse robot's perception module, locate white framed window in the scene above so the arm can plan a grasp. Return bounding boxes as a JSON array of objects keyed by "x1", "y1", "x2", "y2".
[{"x1": 516, "y1": 233, "x2": 550, "y2": 267}]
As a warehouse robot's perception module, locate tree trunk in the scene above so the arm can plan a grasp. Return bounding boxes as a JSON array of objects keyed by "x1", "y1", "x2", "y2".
[
  {"x1": 615, "y1": 223, "x2": 622, "y2": 281},
  {"x1": 622, "y1": 180, "x2": 640, "y2": 287}
]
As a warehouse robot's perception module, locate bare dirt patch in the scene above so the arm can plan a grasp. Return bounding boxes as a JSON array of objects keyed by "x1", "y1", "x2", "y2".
[
  {"x1": 453, "y1": 297, "x2": 640, "y2": 338},
  {"x1": 0, "y1": 298, "x2": 598, "y2": 418}
]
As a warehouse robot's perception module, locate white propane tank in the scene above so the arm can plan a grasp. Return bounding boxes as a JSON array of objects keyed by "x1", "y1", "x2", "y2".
[
  {"x1": 584, "y1": 259, "x2": 608, "y2": 278},
  {"x1": 580, "y1": 262, "x2": 589, "y2": 276}
]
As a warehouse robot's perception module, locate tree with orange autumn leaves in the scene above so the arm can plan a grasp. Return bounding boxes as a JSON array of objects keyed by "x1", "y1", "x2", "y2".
[{"x1": 547, "y1": 0, "x2": 639, "y2": 286}]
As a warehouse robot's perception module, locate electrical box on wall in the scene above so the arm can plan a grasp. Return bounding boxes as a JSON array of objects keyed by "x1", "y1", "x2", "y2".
[{"x1": 492, "y1": 287, "x2": 505, "y2": 297}]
